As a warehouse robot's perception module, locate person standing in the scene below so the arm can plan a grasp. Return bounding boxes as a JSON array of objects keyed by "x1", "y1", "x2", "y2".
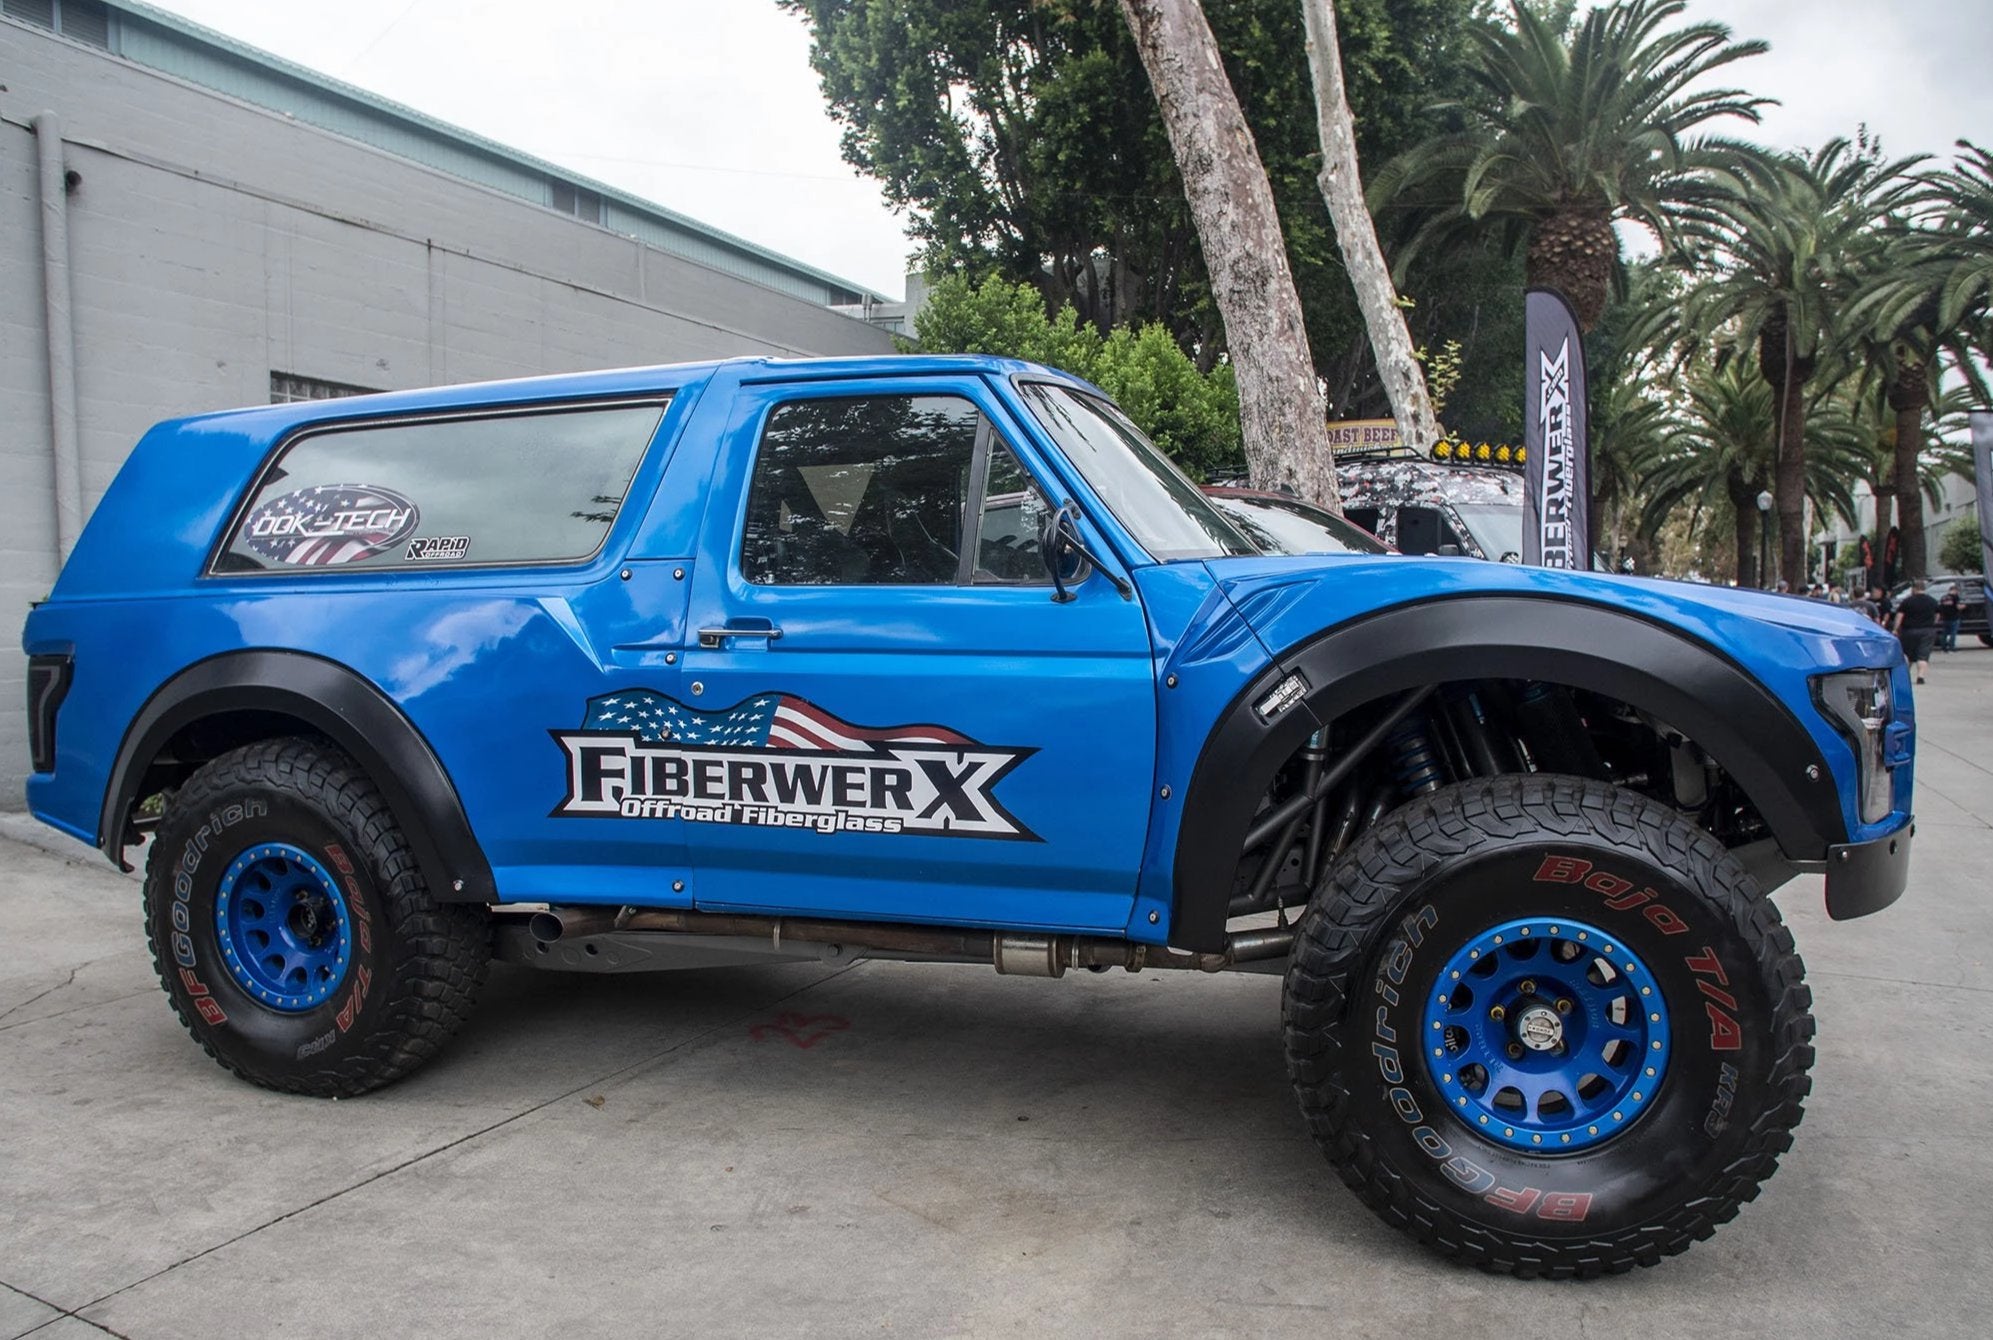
[
  {"x1": 1870, "y1": 586, "x2": 1894, "y2": 624},
  {"x1": 1893, "y1": 580, "x2": 1941, "y2": 684},
  {"x1": 1938, "y1": 586, "x2": 1963, "y2": 653}
]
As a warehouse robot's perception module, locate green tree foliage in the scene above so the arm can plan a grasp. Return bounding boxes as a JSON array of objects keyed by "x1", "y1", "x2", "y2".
[
  {"x1": 1905, "y1": 143, "x2": 1993, "y2": 373},
  {"x1": 909, "y1": 273, "x2": 1244, "y2": 479},
  {"x1": 1369, "y1": 0, "x2": 1768, "y2": 332},
  {"x1": 1638, "y1": 356, "x2": 1865, "y2": 585},
  {"x1": 1681, "y1": 138, "x2": 1923, "y2": 584},
  {"x1": 780, "y1": 0, "x2": 1503, "y2": 428},
  {"x1": 1940, "y1": 514, "x2": 1982, "y2": 574}
]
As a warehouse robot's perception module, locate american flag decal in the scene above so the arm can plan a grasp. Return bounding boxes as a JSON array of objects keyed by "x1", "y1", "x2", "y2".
[
  {"x1": 553, "y1": 691, "x2": 1037, "y2": 841},
  {"x1": 240, "y1": 484, "x2": 420, "y2": 567}
]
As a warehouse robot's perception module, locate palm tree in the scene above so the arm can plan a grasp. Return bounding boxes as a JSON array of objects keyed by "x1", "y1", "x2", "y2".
[
  {"x1": 1590, "y1": 372, "x2": 1675, "y2": 568},
  {"x1": 1368, "y1": 0, "x2": 1768, "y2": 332},
  {"x1": 1911, "y1": 142, "x2": 1993, "y2": 370},
  {"x1": 1851, "y1": 141, "x2": 1993, "y2": 575},
  {"x1": 1639, "y1": 357, "x2": 1863, "y2": 586},
  {"x1": 1683, "y1": 139, "x2": 1922, "y2": 585},
  {"x1": 1829, "y1": 379, "x2": 1963, "y2": 587}
]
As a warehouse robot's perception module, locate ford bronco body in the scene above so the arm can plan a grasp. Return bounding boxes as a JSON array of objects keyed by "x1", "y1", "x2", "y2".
[{"x1": 22, "y1": 355, "x2": 1914, "y2": 1276}]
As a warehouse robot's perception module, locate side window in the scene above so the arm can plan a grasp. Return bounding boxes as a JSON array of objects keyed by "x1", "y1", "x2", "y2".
[
  {"x1": 1396, "y1": 505, "x2": 1446, "y2": 555},
  {"x1": 214, "y1": 401, "x2": 665, "y2": 573},
  {"x1": 742, "y1": 395, "x2": 978, "y2": 586},
  {"x1": 741, "y1": 393, "x2": 1055, "y2": 587},
  {"x1": 975, "y1": 441, "x2": 1052, "y2": 583}
]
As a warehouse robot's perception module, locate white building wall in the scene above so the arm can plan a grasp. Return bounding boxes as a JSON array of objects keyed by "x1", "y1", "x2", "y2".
[{"x1": 1, "y1": 18, "x2": 897, "y2": 808}]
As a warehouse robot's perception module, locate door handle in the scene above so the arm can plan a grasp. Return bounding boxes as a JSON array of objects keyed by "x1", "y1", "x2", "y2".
[{"x1": 697, "y1": 624, "x2": 784, "y2": 648}]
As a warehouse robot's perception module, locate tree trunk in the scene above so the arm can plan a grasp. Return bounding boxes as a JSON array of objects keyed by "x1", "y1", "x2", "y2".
[
  {"x1": 1299, "y1": 0, "x2": 1440, "y2": 457},
  {"x1": 1727, "y1": 472, "x2": 1760, "y2": 588},
  {"x1": 1119, "y1": 0, "x2": 1338, "y2": 508},
  {"x1": 1525, "y1": 210, "x2": 1617, "y2": 333},
  {"x1": 1772, "y1": 373, "x2": 1809, "y2": 586},
  {"x1": 1871, "y1": 464, "x2": 1893, "y2": 583},
  {"x1": 1889, "y1": 357, "x2": 1929, "y2": 579},
  {"x1": 1759, "y1": 315, "x2": 1814, "y2": 587}
]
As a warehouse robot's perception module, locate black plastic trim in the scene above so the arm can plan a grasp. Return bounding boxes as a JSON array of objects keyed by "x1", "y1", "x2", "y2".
[
  {"x1": 1171, "y1": 595, "x2": 1850, "y2": 952},
  {"x1": 1823, "y1": 819, "x2": 1913, "y2": 920},
  {"x1": 99, "y1": 650, "x2": 495, "y2": 901},
  {"x1": 27, "y1": 653, "x2": 73, "y2": 775}
]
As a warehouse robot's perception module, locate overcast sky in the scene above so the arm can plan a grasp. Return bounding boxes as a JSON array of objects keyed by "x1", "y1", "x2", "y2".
[{"x1": 140, "y1": 1, "x2": 1993, "y2": 301}]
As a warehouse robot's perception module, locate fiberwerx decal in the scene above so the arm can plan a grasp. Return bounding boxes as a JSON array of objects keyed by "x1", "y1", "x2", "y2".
[{"x1": 550, "y1": 691, "x2": 1040, "y2": 840}]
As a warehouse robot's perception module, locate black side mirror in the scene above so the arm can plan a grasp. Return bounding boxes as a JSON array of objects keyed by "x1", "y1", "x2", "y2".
[{"x1": 1039, "y1": 500, "x2": 1131, "y2": 603}]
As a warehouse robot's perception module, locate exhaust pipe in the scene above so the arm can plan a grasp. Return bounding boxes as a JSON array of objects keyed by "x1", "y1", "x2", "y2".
[{"x1": 517, "y1": 905, "x2": 1293, "y2": 974}]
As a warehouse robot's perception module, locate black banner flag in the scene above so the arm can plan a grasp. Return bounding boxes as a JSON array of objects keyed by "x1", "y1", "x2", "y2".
[
  {"x1": 1972, "y1": 411, "x2": 1993, "y2": 610},
  {"x1": 1523, "y1": 288, "x2": 1591, "y2": 568}
]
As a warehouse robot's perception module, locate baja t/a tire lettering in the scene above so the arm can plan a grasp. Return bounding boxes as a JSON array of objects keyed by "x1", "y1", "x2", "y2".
[
  {"x1": 141, "y1": 738, "x2": 489, "y2": 1097},
  {"x1": 1283, "y1": 773, "x2": 1815, "y2": 1278}
]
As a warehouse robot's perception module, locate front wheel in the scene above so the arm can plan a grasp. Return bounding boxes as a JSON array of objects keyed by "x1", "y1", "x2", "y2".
[
  {"x1": 1283, "y1": 775, "x2": 1813, "y2": 1277},
  {"x1": 143, "y1": 738, "x2": 488, "y2": 1096}
]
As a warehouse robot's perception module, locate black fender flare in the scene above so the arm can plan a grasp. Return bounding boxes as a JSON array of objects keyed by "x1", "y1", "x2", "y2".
[
  {"x1": 100, "y1": 649, "x2": 496, "y2": 902},
  {"x1": 1171, "y1": 595, "x2": 1847, "y2": 952}
]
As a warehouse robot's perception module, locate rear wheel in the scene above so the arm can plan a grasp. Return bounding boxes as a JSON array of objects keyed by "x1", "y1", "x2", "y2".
[
  {"x1": 1283, "y1": 774, "x2": 1813, "y2": 1276},
  {"x1": 143, "y1": 738, "x2": 488, "y2": 1096}
]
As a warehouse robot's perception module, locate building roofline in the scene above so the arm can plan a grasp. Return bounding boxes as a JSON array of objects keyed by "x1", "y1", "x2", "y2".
[{"x1": 105, "y1": 1, "x2": 890, "y2": 304}]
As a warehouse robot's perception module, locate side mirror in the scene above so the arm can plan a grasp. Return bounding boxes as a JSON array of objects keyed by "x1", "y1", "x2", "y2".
[
  {"x1": 1437, "y1": 544, "x2": 1463, "y2": 558},
  {"x1": 1039, "y1": 501, "x2": 1131, "y2": 603}
]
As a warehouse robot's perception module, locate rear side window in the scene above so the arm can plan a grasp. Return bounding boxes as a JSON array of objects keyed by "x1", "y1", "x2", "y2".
[{"x1": 214, "y1": 402, "x2": 666, "y2": 573}]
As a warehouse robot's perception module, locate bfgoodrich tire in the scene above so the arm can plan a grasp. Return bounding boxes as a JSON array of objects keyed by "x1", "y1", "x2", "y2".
[
  {"x1": 1283, "y1": 774, "x2": 1813, "y2": 1277},
  {"x1": 143, "y1": 738, "x2": 488, "y2": 1096}
]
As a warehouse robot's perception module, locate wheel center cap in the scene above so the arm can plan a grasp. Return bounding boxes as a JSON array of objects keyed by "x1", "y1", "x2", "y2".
[{"x1": 1515, "y1": 1004, "x2": 1563, "y2": 1052}]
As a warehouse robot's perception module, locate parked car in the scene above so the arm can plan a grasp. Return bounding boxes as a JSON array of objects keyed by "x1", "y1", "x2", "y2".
[
  {"x1": 23, "y1": 355, "x2": 1915, "y2": 1277},
  {"x1": 1334, "y1": 453, "x2": 1527, "y2": 560},
  {"x1": 1200, "y1": 485, "x2": 1391, "y2": 556}
]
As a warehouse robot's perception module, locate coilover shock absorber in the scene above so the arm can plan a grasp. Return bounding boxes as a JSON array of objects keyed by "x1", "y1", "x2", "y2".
[{"x1": 1385, "y1": 716, "x2": 1447, "y2": 797}]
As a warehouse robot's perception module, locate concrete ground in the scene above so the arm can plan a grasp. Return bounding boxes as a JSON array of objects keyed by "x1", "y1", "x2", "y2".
[{"x1": 3, "y1": 651, "x2": 1990, "y2": 1338}]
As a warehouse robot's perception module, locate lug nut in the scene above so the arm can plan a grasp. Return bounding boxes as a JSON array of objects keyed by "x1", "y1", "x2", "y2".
[
  {"x1": 1553, "y1": 1041, "x2": 1566, "y2": 1055},
  {"x1": 1507, "y1": 1043, "x2": 1524, "y2": 1060},
  {"x1": 1489, "y1": 1005, "x2": 1506, "y2": 1022},
  {"x1": 1555, "y1": 998, "x2": 1573, "y2": 1015},
  {"x1": 1519, "y1": 979, "x2": 1537, "y2": 996}
]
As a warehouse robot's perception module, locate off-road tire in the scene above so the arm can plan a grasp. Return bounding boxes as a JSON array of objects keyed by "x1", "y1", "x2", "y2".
[
  {"x1": 143, "y1": 737, "x2": 488, "y2": 1096},
  {"x1": 1283, "y1": 774, "x2": 1813, "y2": 1278}
]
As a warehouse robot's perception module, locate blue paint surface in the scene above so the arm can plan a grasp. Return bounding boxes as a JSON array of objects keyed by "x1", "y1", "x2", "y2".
[{"x1": 24, "y1": 355, "x2": 1914, "y2": 941}]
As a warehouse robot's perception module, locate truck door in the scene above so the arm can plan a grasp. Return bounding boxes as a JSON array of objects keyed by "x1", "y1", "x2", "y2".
[{"x1": 674, "y1": 374, "x2": 1156, "y2": 932}]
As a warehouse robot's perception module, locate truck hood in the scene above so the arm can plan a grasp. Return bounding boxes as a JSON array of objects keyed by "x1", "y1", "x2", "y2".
[{"x1": 1197, "y1": 554, "x2": 1901, "y2": 668}]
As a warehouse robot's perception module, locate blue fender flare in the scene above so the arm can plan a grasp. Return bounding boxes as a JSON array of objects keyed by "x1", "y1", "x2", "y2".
[
  {"x1": 99, "y1": 649, "x2": 496, "y2": 902},
  {"x1": 1170, "y1": 595, "x2": 1846, "y2": 952}
]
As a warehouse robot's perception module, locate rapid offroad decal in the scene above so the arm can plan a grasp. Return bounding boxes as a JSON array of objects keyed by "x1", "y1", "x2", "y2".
[
  {"x1": 551, "y1": 691, "x2": 1040, "y2": 840},
  {"x1": 405, "y1": 535, "x2": 471, "y2": 562},
  {"x1": 240, "y1": 484, "x2": 420, "y2": 566}
]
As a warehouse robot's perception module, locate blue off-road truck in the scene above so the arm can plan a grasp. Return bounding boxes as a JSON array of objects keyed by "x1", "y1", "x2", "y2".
[{"x1": 23, "y1": 356, "x2": 1914, "y2": 1276}]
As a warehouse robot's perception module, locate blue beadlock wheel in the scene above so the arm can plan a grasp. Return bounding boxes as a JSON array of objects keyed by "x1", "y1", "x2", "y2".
[
  {"x1": 214, "y1": 843, "x2": 353, "y2": 1012},
  {"x1": 1422, "y1": 915, "x2": 1672, "y2": 1153}
]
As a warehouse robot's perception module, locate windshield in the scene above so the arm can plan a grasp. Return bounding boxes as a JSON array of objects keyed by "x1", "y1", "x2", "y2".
[
  {"x1": 1016, "y1": 383, "x2": 1253, "y2": 560},
  {"x1": 1206, "y1": 492, "x2": 1389, "y2": 556},
  {"x1": 1452, "y1": 502, "x2": 1525, "y2": 563}
]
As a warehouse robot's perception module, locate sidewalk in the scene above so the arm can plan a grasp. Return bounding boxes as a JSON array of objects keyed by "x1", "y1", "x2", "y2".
[{"x1": 3, "y1": 650, "x2": 1990, "y2": 1338}]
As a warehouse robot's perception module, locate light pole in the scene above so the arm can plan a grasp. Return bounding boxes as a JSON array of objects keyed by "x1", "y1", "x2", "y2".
[{"x1": 1756, "y1": 491, "x2": 1774, "y2": 590}]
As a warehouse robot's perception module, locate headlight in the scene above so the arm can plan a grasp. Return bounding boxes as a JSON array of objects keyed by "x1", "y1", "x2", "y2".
[{"x1": 1811, "y1": 669, "x2": 1894, "y2": 824}]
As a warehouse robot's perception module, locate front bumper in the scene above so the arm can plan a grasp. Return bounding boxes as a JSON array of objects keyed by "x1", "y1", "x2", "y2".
[{"x1": 1823, "y1": 817, "x2": 1914, "y2": 920}]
